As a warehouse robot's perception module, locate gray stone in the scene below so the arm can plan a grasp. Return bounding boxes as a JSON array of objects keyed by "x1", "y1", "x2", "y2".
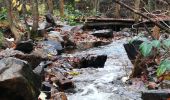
[
  {"x1": 142, "y1": 90, "x2": 170, "y2": 100},
  {"x1": 0, "y1": 57, "x2": 41, "y2": 100}
]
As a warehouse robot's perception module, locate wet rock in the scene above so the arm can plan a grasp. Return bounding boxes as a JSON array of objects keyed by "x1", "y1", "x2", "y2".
[
  {"x1": 61, "y1": 25, "x2": 74, "y2": 32},
  {"x1": 33, "y1": 61, "x2": 53, "y2": 75},
  {"x1": 51, "y1": 92, "x2": 68, "y2": 100},
  {"x1": 91, "y1": 29, "x2": 113, "y2": 38},
  {"x1": 48, "y1": 31, "x2": 64, "y2": 42},
  {"x1": 1, "y1": 38, "x2": 15, "y2": 49},
  {"x1": 0, "y1": 57, "x2": 41, "y2": 100},
  {"x1": 123, "y1": 40, "x2": 143, "y2": 63},
  {"x1": 142, "y1": 90, "x2": 170, "y2": 100},
  {"x1": 15, "y1": 40, "x2": 34, "y2": 54},
  {"x1": 63, "y1": 35, "x2": 76, "y2": 49},
  {"x1": 160, "y1": 80, "x2": 170, "y2": 89},
  {"x1": 76, "y1": 55, "x2": 107, "y2": 68},
  {"x1": 45, "y1": 13, "x2": 56, "y2": 27},
  {"x1": 0, "y1": 48, "x2": 24, "y2": 59},
  {"x1": 0, "y1": 49, "x2": 46, "y2": 69},
  {"x1": 76, "y1": 41, "x2": 110, "y2": 50},
  {"x1": 14, "y1": 53, "x2": 46, "y2": 69},
  {"x1": 41, "y1": 81, "x2": 53, "y2": 99},
  {"x1": 51, "y1": 70, "x2": 74, "y2": 90},
  {"x1": 38, "y1": 40, "x2": 63, "y2": 55}
]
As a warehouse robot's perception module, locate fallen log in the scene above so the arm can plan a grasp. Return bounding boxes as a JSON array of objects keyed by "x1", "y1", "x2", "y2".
[{"x1": 114, "y1": 0, "x2": 170, "y2": 33}]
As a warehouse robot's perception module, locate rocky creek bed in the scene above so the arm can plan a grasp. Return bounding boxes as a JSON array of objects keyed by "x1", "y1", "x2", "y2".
[{"x1": 0, "y1": 20, "x2": 170, "y2": 100}]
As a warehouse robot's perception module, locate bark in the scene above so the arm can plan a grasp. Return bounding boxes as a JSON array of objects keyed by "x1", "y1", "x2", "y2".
[
  {"x1": 114, "y1": 0, "x2": 170, "y2": 33},
  {"x1": 134, "y1": 0, "x2": 141, "y2": 22},
  {"x1": 31, "y1": 0, "x2": 39, "y2": 34},
  {"x1": 92, "y1": 0, "x2": 100, "y2": 14},
  {"x1": 148, "y1": 0, "x2": 156, "y2": 11},
  {"x1": 5, "y1": 0, "x2": 21, "y2": 43},
  {"x1": 59, "y1": 0, "x2": 64, "y2": 17},
  {"x1": 47, "y1": 0, "x2": 54, "y2": 14},
  {"x1": 115, "y1": 2, "x2": 120, "y2": 18},
  {"x1": 22, "y1": 0, "x2": 31, "y2": 39}
]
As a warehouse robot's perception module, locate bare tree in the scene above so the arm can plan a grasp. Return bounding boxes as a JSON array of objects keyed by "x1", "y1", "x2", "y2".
[
  {"x1": 134, "y1": 0, "x2": 141, "y2": 21},
  {"x1": 115, "y1": 2, "x2": 120, "y2": 18},
  {"x1": 47, "y1": 0, "x2": 54, "y2": 14},
  {"x1": 31, "y1": 0, "x2": 39, "y2": 35},
  {"x1": 59, "y1": 0, "x2": 64, "y2": 17},
  {"x1": 148, "y1": 0, "x2": 156, "y2": 11},
  {"x1": 5, "y1": 0, "x2": 21, "y2": 43}
]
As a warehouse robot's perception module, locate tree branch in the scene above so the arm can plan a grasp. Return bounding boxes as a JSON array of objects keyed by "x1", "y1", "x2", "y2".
[{"x1": 114, "y1": 0, "x2": 170, "y2": 33}]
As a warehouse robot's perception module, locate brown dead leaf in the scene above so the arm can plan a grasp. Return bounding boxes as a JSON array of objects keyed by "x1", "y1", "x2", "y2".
[{"x1": 151, "y1": 25, "x2": 160, "y2": 40}]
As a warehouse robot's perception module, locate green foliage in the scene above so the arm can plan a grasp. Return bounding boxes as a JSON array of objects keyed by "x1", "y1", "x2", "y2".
[
  {"x1": 38, "y1": 4, "x2": 46, "y2": 15},
  {"x1": 151, "y1": 40, "x2": 160, "y2": 48},
  {"x1": 139, "y1": 42, "x2": 152, "y2": 57},
  {"x1": 64, "y1": 4, "x2": 82, "y2": 26},
  {"x1": 157, "y1": 59, "x2": 170, "y2": 76},
  {"x1": 138, "y1": 38, "x2": 170, "y2": 76},
  {"x1": 0, "y1": 7, "x2": 7, "y2": 20}
]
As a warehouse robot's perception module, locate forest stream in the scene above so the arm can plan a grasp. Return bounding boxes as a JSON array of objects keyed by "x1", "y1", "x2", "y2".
[{"x1": 65, "y1": 38, "x2": 142, "y2": 100}]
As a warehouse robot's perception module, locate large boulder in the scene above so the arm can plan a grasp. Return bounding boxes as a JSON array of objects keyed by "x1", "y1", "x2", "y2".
[{"x1": 0, "y1": 57, "x2": 41, "y2": 100}]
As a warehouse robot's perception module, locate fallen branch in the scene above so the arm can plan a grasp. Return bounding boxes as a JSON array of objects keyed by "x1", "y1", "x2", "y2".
[{"x1": 114, "y1": 0, "x2": 170, "y2": 33}]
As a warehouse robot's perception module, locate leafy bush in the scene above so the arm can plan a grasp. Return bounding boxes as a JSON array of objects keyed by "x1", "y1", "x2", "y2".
[
  {"x1": 64, "y1": 4, "x2": 83, "y2": 26},
  {"x1": 139, "y1": 39, "x2": 170, "y2": 76},
  {"x1": 0, "y1": 7, "x2": 7, "y2": 20}
]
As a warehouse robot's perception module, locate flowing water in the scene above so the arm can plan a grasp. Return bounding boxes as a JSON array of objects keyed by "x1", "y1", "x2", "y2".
[{"x1": 66, "y1": 38, "x2": 143, "y2": 100}]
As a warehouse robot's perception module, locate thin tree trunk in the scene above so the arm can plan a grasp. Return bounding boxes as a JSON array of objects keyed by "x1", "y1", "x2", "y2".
[
  {"x1": 148, "y1": 0, "x2": 156, "y2": 11},
  {"x1": 47, "y1": 0, "x2": 54, "y2": 14},
  {"x1": 22, "y1": 0, "x2": 31, "y2": 39},
  {"x1": 115, "y1": 2, "x2": 120, "y2": 18},
  {"x1": 5, "y1": 0, "x2": 21, "y2": 43},
  {"x1": 59, "y1": 0, "x2": 64, "y2": 17},
  {"x1": 92, "y1": 0, "x2": 99, "y2": 15},
  {"x1": 31, "y1": 0, "x2": 39, "y2": 34},
  {"x1": 134, "y1": 0, "x2": 140, "y2": 22}
]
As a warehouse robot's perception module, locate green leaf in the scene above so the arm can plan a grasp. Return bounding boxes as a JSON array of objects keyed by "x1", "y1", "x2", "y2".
[
  {"x1": 157, "y1": 66, "x2": 167, "y2": 76},
  {"x1": 139, "y1": 42, "x2": 152, "y2": 57},
  {"x1": 163, "y1": 39, "x2": 170, "y2": 48},
  {"x1": 157, "y1": 59, "x2": 170, "y2": 76},
  {"x1": 151, "y1": 40, "x2": 160, "y2": 48}
]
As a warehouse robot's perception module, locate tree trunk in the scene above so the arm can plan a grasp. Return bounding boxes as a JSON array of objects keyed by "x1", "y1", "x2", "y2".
[
  {"x1": 59, "y1": 0, "x2": 64, "y2": 17},
  {"x1": 148, "y1": 0, "x2": 156, "y2": 11},
  {"x1": 47, "y1": 0, "x2": 54, "y2": 14},
  {"x1": 92, "y1": 0, "x2": 99, "y2": 15},
  {"x1": 134, "y1": 0, "x2": 140, "y2": 21},
  {"x1": 22, "y1": 0, "x2": 31, "y2": 39},
  {"x1": 5, "y1": 0, "x2": 21, "y2": 43},
  {"x1": 31, "y1": 0, "x2": 39, "y2": 35},
  {"x1": 115, "y1": 2, "x2": 120, "y2": 18}
]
